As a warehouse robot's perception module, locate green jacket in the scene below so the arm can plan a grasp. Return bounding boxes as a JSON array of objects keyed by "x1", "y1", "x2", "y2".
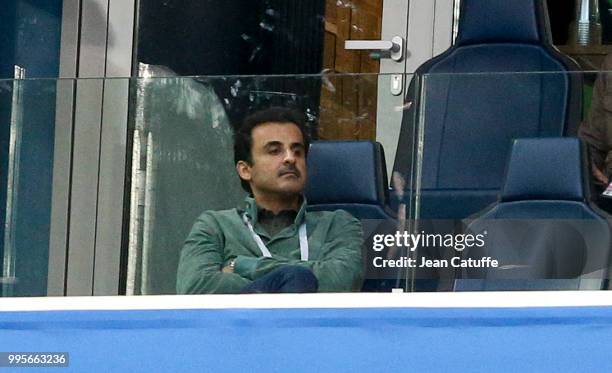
[{"x1": 176, "y1": 197, "x2": 364, "y2": 294}]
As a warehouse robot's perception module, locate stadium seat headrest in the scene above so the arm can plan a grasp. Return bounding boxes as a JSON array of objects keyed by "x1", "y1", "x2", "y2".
[
  {"x1": 305, "y1": 141, "x2": 386, "y2": 205},
  {"x1": 455, "y1": 0, "x2": 546, "y2": 46},
  {"x1": 501, "y1": 138, "x2": 584, "y2": 202}
]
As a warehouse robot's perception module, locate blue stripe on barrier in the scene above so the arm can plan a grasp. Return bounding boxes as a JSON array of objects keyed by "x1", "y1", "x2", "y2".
[{"x1": 0, "y1": 307, "x2": 611, "y2": 372}]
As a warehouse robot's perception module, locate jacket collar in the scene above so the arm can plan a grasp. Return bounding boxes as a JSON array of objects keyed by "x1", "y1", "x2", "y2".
[{"x1": 243, "y1": 195, "x2": 307, "y2": 227}]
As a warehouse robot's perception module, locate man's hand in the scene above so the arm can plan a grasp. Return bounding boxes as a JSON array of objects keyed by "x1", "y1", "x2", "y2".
[
  {"x1": 222, "y1": 258, "x2": 236, "y2": 273},
  {"x1": 222, "y1": 265, "x2": 234, "y2": 273},
  {"x1": 593, "y1": 164, "x2": 609, "y2": 185}
]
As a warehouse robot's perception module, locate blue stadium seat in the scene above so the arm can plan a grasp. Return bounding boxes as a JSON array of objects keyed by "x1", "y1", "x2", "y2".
[
  {"x1": 392, "y1": 0, "x2": 582, "y2": 220},
  {"x1": 304, "y1": 141, "x2": 398, "y2": 291},
  {"x1": 305, "y1": 141, "x2": 395, "y2": 224},
  {"x1": 456, "y1": 138, "x2": 611, "y2": 290}
]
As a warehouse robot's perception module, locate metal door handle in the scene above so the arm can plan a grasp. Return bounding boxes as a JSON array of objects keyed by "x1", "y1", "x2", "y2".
[{"x1": 344, "y1": 36, "x2": 404, "y2": 61}]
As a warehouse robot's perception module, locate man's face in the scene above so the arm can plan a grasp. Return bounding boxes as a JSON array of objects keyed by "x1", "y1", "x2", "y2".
[{"x1": 237, "y1": 122, "x2": 307, "y2": 198}]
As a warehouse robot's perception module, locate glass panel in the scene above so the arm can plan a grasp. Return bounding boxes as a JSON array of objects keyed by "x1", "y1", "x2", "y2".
[
  {"x1": 0, "y1": 73, "x2": 413, "y2": 297},
  {"x1": 407, "y1": 70, "x2": 611, "y2": 292},
  {"x1": 126, "y1": 71, "x2": 411, "y2": 295},
  {"x1": 127, "y1": 68, "x2": 246, "y2": 295},
  {"x1": 4, "y1": 71, "x2": 612, "y2": 297},
  {"x1": 0, "y1": 77, "x2": 60, "y2": 296}
]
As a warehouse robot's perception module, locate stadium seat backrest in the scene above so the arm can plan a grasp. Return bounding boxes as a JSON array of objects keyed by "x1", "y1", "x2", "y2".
[
  {"x1": 392, "y1": 0, "x2": 582, "y2": 220},
  {"x1": 457, "y1": 138, "x2": 611, "y2": 290},
  {"x1": 305, "y1": 141, "x2": 399, "y2": 291}
]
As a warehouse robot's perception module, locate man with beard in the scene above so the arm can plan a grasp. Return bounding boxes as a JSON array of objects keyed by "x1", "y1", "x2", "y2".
[{"x1": 176, "y1": 107, "x2": 364, "y2": 294}]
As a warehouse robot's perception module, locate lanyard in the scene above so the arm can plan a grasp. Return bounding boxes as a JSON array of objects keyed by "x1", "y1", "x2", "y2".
[{"x1": 242, "y1": 214, "x2": 309, "y2": 261}]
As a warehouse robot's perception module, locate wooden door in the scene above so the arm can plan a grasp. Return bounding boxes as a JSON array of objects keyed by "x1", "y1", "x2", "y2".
[{"x1": 319, "y1": 0, "x2": 383, "y2": 140}]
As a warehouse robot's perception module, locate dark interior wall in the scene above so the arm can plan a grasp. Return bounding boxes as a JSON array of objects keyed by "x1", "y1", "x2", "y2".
[
  {"x1": 0, "y1": 2, "x2": 18, "y2": 78},
  {"x1": 0, "y1": 1, "x2": 62, "y2": 78},
  {"x1": 259, "y1": 0, "x2": 326, "y2": 74},
  {"x1": 136, "y1": 0, "x2": 261, "y2": 75},
  {"x1": 546, "y1": 0, "x2": 575, "y2": 45},
  {"x1": 136, "y1": 0, "x2": 325, "y2": 76},
  {"x1": 135, "y1": 0, "x2": 326, "y2": 134}
]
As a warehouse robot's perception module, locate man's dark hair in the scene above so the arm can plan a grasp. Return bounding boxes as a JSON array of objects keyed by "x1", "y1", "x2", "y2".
[{"x1": 234, "y1": 107, "x2": 310, "y2": 192}]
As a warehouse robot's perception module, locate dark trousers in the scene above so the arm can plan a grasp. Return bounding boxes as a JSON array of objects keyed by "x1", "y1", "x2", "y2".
[{"x1": 241, "y1": 265, "x2": 318, "y2": 293}]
